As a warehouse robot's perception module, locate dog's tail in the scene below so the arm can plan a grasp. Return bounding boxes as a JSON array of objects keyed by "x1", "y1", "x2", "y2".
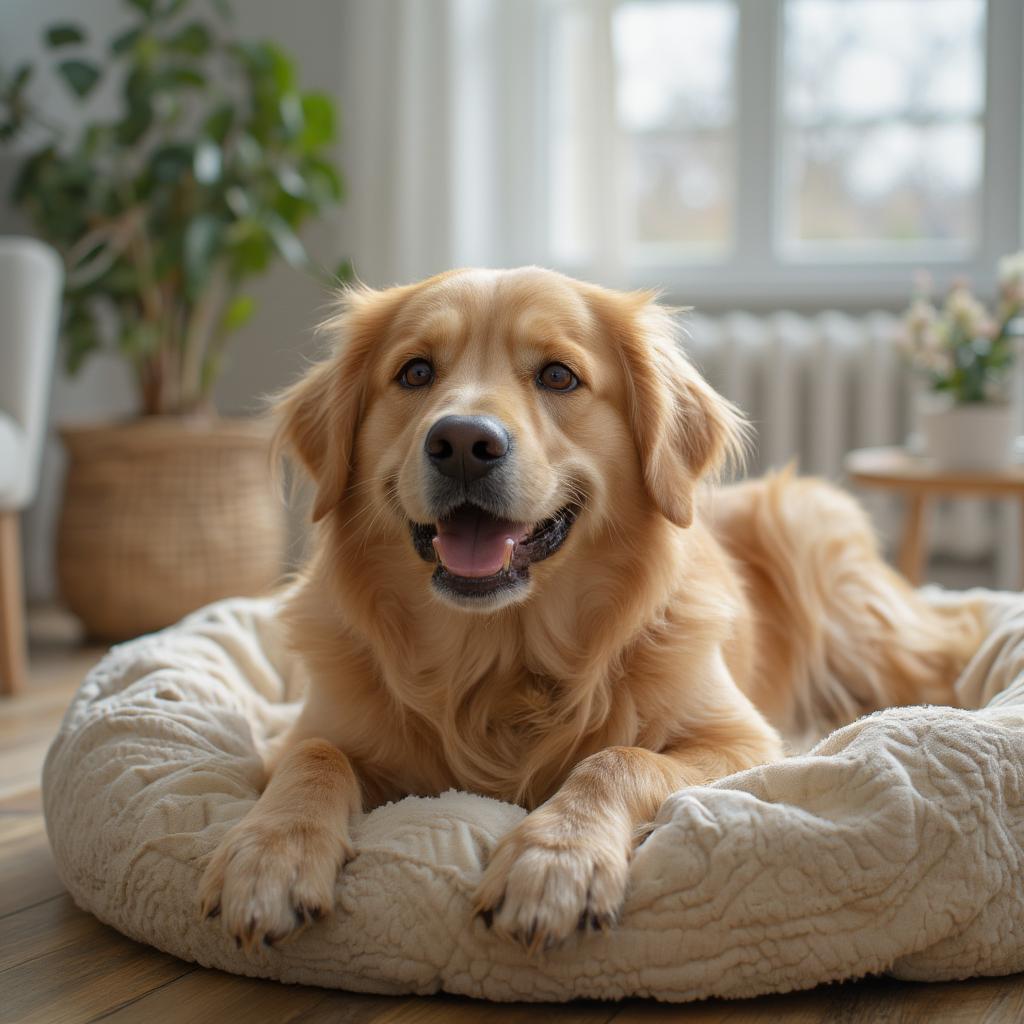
[{"x1": 709, "y1": 467, "x2": 985, "y2": 747}]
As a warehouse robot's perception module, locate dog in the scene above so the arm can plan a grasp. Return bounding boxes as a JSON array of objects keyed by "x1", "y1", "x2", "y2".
[{"x1": 198, "y1": 267, "x2": 982, "y2": 952}]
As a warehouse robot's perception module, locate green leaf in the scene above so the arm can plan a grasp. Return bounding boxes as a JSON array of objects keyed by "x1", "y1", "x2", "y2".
[
  {"x1": 273, "y1": 192, "x2": 308, "y2": 228},
  {"x1": 268, "y1": 46, "x2": 296, "y2": 95},
  {"x1": 167, "y1": 21, "x2": 211, "y2": 55},
  {"x1": 69, "y1": 236, "x2": 118, "y2": 288},
  {"x1": 304, "y1": 157, "x2": 343, "y2": 202},
  {"x1": 46, "y1": 24, "x2": 87, "y2": 48},
  {"x1": 126, "y1": 0, "x2": 156, "y2": 15},
  {"x1": 156, "y1": 0, "x2": 188, "y2": 17},
  {"x1": 184, "y1": 214, "x2": 223, "y2": 295},
  {"x1": 299, "y1": 92, "x2": 334, "y2": 149},
  {"x1": 63, "y1": 303, "x2": 102, "y2": 375},
  {"x1": 149, "y1": 142, "x2": 193, "y2": 183},
  {"x1": 97, "y1": 262, "x2": 141, "y2": 295},
  {"x1": 333, "y1": 257, "x2": 355, "y2": 285},
  {"x1": 155, "y1": 66, "x2": 206, "y2": 89},
  {"x1": 66, "y1": 332, "x2": 100, "y2": 374},
  {"x1": 276, "y1": 165, "x2": 306, "y2": 199},
  {"x1": 226, "y1": 221, "x2": 272, "y2": 274},
  {"x1": 9, "y1": 64, "x2": 33, "y2": 94},
  {"x1": 11, "y1": 147, "x2": 56, "y2": 204},
  {"x1": 123, "y1": 65, "x2": 151, "y2": 104},
  {"x1": 0, "y1": 65, "x2": 33, "y2": 140},
  {"x1": 232, "y1": 42, "x2": 295, "y2": 94},
  {"x1": 219, "y1": 293, "x2": 255, "y2": 333},
  {"x1": 264, "y1": 212, "x2": 308, "y2": 269},
  {"x1": 202, "y1": 102, "x2": 233, "y2": 142},
  {"x1": 57, "y1": 59, "x2": 101, "y2": 98},
  {"x1": 81, "y1": 123, "x2": 114, "y2": 156},
  {"x1": 116, "y1": 97, "x2": 153, "y2": 144},
  {"x1": 278, "y1": 91, "x2": 303, "y2": 140},
  {"x1": 230, "y1": 41, "x2": 272, "y2": 74},
  {"x1": 193, "y1": 139, "x2": 222, "y2": 184},
  {"x1": 111, "y1": 26, "x2": 145, "y2": 54},
  {"x1": 224, "y1": 185, "x2": 251, "y2": 218},
  {"x1": 233, "y1": 133, "x2": 262, "y2": 172}
]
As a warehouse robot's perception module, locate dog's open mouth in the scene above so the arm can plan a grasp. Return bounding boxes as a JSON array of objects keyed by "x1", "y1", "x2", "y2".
[{"x1": 409, "y1": 503, "x2": 578, "y2": 600}]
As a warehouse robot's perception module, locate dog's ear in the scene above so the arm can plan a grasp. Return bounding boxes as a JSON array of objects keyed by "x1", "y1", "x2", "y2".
[
  {"x1": 274, "y1": 286, "x2": 404, "y2": 522},
  {"x1": 598, "y1": 290, "x2": 747, "y2": 528}
]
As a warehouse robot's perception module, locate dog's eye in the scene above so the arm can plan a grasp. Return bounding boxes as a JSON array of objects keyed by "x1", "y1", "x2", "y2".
[
  {"x1": 537, "y1": 363, "x2": 578, "y2": 392},
  {"x1": 398, "y1": 359, "x2": 434, "y2": 389}
]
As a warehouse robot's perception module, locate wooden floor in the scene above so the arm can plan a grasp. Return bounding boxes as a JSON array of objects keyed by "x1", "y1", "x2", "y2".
[{"x1": 3, "y1": 607, "x2": 1024, "y2": 1023}]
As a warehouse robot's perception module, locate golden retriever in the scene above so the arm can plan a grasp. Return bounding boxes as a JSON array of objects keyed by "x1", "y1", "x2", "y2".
[{"x1": 198, "y1": 267, "x2": 982, "y2": 953}]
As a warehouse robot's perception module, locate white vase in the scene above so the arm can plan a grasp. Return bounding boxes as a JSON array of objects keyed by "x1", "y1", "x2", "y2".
[{"x1": 920, "y1": 400, "x2": 1017, "y2": 470}]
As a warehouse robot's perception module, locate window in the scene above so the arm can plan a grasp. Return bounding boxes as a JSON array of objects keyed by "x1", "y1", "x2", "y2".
[
  {"x1": 613, "y1": 1, "x2": 737, "y2": 252},
  {"x1": 543, "y1": 0, "x2": 1023, "y2": 307},
  {"x1": 782, "y1": 0, "x2": 985, "y2": 251},
  {"x1": 549, "y1": 0, "x2": 739, "y2": 263}
]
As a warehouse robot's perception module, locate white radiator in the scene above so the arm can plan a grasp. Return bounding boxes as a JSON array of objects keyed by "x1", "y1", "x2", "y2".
[{"x1": 682, "y1": 310, "x2": 1016, "y2": 586}]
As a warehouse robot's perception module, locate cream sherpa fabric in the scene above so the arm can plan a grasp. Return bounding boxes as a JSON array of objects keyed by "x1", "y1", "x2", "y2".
[{"x1": 42, "y1": 590, "x2": 1024, "y2": 1002}]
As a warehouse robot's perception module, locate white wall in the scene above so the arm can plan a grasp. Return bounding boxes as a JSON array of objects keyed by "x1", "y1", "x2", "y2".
[{"x1": 0, "y1": 0, "x2": 349, "y2": 601}]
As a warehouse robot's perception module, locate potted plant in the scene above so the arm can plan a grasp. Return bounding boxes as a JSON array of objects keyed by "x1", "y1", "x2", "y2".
[
  {"x1": 899, "y1": 258, "x2": 1024, "y2": 470},
  {"x1": 0, "y1": 0, "x2": 348, "y2": 639}
]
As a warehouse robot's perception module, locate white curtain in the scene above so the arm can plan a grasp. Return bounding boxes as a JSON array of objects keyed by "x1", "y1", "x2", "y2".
[{"x1": 337, "y1": 0, "x2": 550, "y2": 289}]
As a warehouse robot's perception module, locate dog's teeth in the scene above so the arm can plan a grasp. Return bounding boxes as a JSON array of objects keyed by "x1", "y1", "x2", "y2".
[
  {"x1": 431, "y1": 536, "x2": 445, "y2": 567},
  {"x1": 502, "y1": 538, "x2": 515, "y2": 573}
]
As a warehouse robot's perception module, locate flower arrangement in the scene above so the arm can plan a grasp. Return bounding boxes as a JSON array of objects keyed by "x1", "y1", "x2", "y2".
[{"x1": 899, "y1": 255, "x2": 1024, "y2": 405}]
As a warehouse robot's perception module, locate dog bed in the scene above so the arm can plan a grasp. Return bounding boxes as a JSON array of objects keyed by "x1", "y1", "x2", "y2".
[{"x1": 42, "y1": 589, "x2": 1024, "y2": 1003}]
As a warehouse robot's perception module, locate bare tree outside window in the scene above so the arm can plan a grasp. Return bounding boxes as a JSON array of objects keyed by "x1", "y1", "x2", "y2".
[{"x1": 783, "y1": 0, "x2": 986, "y2": 250}]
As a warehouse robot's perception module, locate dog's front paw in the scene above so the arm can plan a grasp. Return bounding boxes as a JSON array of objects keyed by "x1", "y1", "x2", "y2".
[
  {"x1": 198, "y1": 819, "x2": 352, "y2": 951},
  {"x1": 473, "y1": 812, "x2": 631, "y2": 953}
]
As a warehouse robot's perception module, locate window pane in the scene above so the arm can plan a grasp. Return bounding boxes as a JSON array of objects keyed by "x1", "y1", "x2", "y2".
[
  {"x1": 547, "y1": 0, "x2": 738, "y2": 261},
  {"x1": 782, "y1": 0, "x2": 986, "y2": 248},
  {"x1": 629, "y1": 131, "x2": 735, "y2": 245},
  {"x1": 614, "y1": 0, "x2": 737, "y2": 249}
]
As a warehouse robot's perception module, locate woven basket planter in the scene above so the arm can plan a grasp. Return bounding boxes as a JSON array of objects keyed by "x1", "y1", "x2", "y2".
[{"x1": 57, "y1": 417, "x2": 286, "y2": 640}]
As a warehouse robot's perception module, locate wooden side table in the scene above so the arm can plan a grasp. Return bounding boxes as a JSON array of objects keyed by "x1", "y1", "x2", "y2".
[{"x1": 844, "y1": 446, "x2": 1024, "y2": 587}]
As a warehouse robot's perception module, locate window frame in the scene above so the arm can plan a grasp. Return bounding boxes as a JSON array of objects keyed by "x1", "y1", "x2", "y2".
[{"x1": 538, "y1": 0, "x2": 1024, "y2": 309}]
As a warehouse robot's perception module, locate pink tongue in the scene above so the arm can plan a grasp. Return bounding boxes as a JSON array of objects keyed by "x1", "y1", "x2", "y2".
[{"x1": 433, "y1": 508, "x2": 527, "y2": 578}]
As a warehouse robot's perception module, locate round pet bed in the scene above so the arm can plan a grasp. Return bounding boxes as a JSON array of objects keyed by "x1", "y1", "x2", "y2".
[{"x1": 42, "y1": 591, "x2": 1024, "y2": 1003}]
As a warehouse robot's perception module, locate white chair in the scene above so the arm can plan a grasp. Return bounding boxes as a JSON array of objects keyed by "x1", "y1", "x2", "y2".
[{"x1": 0, "y1": 237, "x2": 62, "y2": 695}]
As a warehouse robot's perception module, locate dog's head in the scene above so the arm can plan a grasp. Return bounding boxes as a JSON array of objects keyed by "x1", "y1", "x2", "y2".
[{"x1": 277, "y1": 267, "x2": 744, "y2": 610}]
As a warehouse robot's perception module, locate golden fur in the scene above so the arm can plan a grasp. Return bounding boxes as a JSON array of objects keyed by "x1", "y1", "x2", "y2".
[{"x1": 198, "y1": 267, "x2": 982, "y2": 952}]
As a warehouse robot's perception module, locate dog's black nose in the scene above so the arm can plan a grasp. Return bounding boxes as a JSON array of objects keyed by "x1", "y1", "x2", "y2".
[{"x1": 425, "y1": 415, "x2": 510, "y2": 482}]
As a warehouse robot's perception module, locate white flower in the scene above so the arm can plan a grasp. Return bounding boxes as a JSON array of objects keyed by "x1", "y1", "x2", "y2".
[
  {"x1": 899, "y1": 298, "x2": 941, "y2": 364},
  {"x1": 999, "y1": 250, "x2": 1024, "y2": 287},
  {"x1": 944, "y1": 284, "x2": 988, "y2": 337}
]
